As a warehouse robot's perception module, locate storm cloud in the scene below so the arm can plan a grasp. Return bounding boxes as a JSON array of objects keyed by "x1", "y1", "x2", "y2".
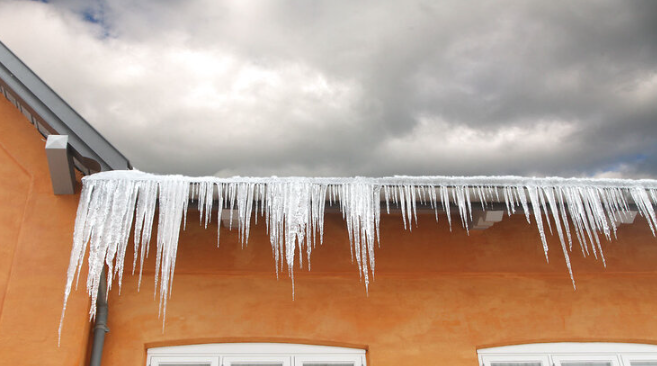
[{"x1": 0, "y1": 0, "x2": 655, "y2": 178}]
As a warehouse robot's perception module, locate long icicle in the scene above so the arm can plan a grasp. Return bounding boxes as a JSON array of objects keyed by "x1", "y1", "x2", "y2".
[{"x1": 60, "y1": 171, "x2": 657, "y2": 340}]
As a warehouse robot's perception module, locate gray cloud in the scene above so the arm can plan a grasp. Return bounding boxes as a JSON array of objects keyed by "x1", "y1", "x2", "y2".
[{"x1": 0, "y1": 0, "x2": 655, "y2": 178}]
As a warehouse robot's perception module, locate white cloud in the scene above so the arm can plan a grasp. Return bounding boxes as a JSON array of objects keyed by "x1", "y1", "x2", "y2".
[
  {"x1": 0, "y1": 0, "x2": 655, "y2": 178},
  {"x1": 378, "y1": 117, "x2": 579, "y2": 176},
  {"x1": 0, "y1": 1, "x2": 367, "y2": 175}
]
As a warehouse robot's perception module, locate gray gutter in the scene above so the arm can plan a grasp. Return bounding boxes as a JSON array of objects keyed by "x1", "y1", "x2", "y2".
[
  {"x1": 0, "y1": 40, "x2": 131, "y2": 173},
  {"x1": 89, "y1": 269, "x2": 109, "y2": 366}
]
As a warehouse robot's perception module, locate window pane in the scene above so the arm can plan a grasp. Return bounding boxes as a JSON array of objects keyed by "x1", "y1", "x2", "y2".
[
  {"x1": 158, "y1": 364, "x2": 211, "y2": 366},
  {"x1": 230, "y1": 364, "x2": 283, "y2": 366},
  {"x1": 631, "y1": 362, "x2": 657, "y2": 366},
  {"x1": 303, "y1": 364, "x2": 354, "y2": 366},
  {"x1": 491, "y1": 363, "x2": 542, "y2": 366},
  {"x1": 561, "y1": 362, "x2": 612, "y2": 366}
]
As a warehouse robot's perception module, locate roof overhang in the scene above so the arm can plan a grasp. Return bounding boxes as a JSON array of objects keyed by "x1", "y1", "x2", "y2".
[{"x1": 0, "y1": 40, "x2": 131, "y2": 174}]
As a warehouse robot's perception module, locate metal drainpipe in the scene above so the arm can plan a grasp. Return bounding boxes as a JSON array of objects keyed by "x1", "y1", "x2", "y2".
[{"x1": 89, "y1": 269, "x2": 109, "y2": 366}]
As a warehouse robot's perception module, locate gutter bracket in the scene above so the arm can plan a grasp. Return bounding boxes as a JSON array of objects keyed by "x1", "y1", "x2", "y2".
[
  {"x1": 45, "y1": 135, "x2": 76, "y2": 195},
  {"x1": 471, "y1": 210, "x2": 504, "y2": 230}
]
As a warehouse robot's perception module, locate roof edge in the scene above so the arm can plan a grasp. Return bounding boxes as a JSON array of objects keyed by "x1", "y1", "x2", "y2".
[{"x1": 0, "y1": 39, "x2": 131, "y2": 172}]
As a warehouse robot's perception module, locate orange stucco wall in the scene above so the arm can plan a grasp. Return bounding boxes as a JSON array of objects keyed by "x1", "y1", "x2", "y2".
[
  {"x1": 0, "y1": 95, "x2": 90, "y2": 365},
  {"x1": 102, "y1": 204, "x2": 657, "y2": 364},
  {"x1": 2, "y1": 93, "x2": 657, "y2": 366}
]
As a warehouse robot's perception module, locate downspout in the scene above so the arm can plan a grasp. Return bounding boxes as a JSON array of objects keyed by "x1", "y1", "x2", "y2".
[{"x1": 89, "y1": 268, "x2": 109, "y2": 366}]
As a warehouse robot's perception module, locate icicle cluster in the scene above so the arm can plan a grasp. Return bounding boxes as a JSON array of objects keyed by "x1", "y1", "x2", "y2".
[{"x1": 60, "y1": 171, "x2": 657, "y2": 336}]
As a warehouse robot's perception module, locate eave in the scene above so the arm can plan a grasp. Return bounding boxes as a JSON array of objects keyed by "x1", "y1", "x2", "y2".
[{"x1": 0, "y1": 40, "x2": 130, "y2": 175}]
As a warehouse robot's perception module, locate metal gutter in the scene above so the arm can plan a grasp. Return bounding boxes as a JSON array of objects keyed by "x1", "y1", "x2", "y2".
[{"x1": 0, "y1": 40, "x2": 131, "y2": 173}]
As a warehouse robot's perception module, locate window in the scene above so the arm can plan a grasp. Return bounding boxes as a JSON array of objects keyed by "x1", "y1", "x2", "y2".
[
  {"x1": 147, "y1": 343, "x2": 366, "y2": 366},
  {"x1": 479, "y1": 343, "x2": 657, "y2": 366}
]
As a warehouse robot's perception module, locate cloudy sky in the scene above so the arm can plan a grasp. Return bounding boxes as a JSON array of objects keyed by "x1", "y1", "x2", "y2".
[{"x1": 0, "y1": 0, "x2": 656, "y2": 178}]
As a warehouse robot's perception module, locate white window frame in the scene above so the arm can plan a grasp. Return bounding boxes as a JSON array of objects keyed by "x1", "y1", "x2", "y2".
[
  {"x1": 294, "y1": 354, "x2": 365, "y2": 366},
  {"x1": 478, "y1": 343, "x2": 657, "y2": 366},
  {"x1": 481, "y1": 353, "x2": 551, "y2": 366},
  {"x1": 552, "y1": 354, "x2": 621, "y2": 366},
  {"x1": 149, "y1": 355, "x2": 219, "y2": 366},
  {"x1": 223, "y1": 355, "x2": 291, "y2": 366},
  {"x1": 147, "y1": 343, "x2": 366, "y2": 366}
]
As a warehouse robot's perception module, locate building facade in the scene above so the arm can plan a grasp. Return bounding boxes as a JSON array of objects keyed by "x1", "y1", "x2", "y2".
[{"x1": 1, "y1": 42, "x2": 657, "y2": 366}]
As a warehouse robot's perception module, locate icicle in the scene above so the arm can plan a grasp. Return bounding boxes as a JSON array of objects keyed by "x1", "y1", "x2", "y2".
[
  {"x1": 503, "y1": 187, "x2": 511, "y2": 216},
  {"x1": 383, "y1": 185, "x2": 391, "y2": 214},
  {"x1": 136, "y1": 181, "x2": 157, "y2": 289},
  {"x1": 155, "y1": 179, "x2": 189, "y2": 327},
  {"x1": 429, "y1": 184, "x2": 439, "y2": 223},
  {"x1": 477, "y1": 186, "x2": 486, "y2": 211},
  {"x1": 410, "y1": 184, "x2": 418, "y2": 229},
  {"x1": 578, "y1": 186, "x2": 603, "y2": 262},
  {"x1": 538, "y1": 188, "x2": 554, "y2": 236},
  {"x1": 526, "y1": 185, "x2": 550, "y2": 262},
  {"x1": 216, "y1": 182, "x2": 223, "y2": 247},
  {"x1": 60, "y1": 171, "x2": 657, "y2": 340},
  {"x1": 543, "y1": 187, "x2": 575, "y2": 288},
  {"x1": 441, "y1": 185, "x2": 452, "y2": 230},
  {"x1": 455, "y1": 186, "x2": 469, "y2": 232},
  {"x1": 113, "y1": 180, "x2": 139, "y2": 294},
  {"x1": 59, "y1": 181, "x2": 96, "y2": 344},
  {"x1": 630, "y1": 187, "x2": 657, "y2": 235},
  {"x1": 564, "y1": 186, "x2": 593, "y2": 257},
  {"x1": 398, "y1": 185, "x2": 408, "y2": 230},
  {"x1": 517, "y1": 185, "x2": 531, "y2": 224},
  {"x1": 556, "y1": 187, "x2": 575, "y2": 252}
]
